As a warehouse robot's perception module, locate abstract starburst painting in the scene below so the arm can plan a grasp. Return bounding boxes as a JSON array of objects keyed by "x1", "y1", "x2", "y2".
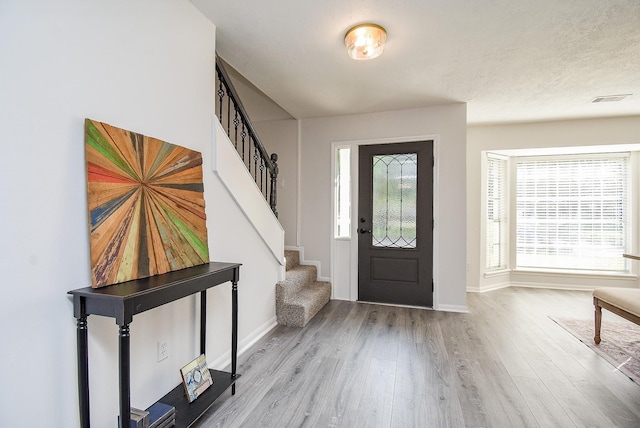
[{"x1": 85, "y1": 119, "x2": 209, "y2": 288}]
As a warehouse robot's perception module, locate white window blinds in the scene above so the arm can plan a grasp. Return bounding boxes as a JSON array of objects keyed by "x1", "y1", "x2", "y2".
[
  {"x1": 516, "y1": 155, "x2": 629, "y2": 272},
  {"x1": 486, "y1": 155, "x2": 507, "y2": 270}
]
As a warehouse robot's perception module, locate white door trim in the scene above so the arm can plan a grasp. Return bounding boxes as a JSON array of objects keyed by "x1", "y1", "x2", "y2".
[{"x1": 330, "y1": 134, "x2": 441, "y2": 309}]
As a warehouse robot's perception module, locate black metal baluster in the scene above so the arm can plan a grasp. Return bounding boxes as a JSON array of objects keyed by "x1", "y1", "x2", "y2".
[
  {"x1": 241, "y1": 124, "x2": 246, "y2": 167},
  {"x1": 233, "y1": 110, "x2": 239, "y2": 150},
  {"x1": 254, "y1": 143, "x2": 258, "y2": 181},
  {"x1": 217, "y1": 79, "x2": 224, "y2": 123},
  {"x1": 270, "y1": 153, "x2": 278, "y2": 217},
  {"x1": 260, "y1": 158, "x2": 265, "y2": 196},
  {"x1": 226, "y1": 85, "x2": 231, "y2": 136},
  {"x1": 249, "y1": 137, "x2": 254, "y2": 175}
]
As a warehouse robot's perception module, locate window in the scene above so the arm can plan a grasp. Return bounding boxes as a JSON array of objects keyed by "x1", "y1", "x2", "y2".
[
  {"x1": 486, "y1": 154, "x2": 508, "y2": 270},
  {"x1": 335, "y1": 147, "x2": 351, "y2": 238},
  {"x1": 515, "y1": 154, "x2": 629, "y2": 272}
]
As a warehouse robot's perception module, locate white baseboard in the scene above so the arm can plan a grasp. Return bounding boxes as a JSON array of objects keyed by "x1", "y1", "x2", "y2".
[
  {"x1": 435, "y1": 304, "x2": 469, "y2": 313},
  {"x1": 358, "y1": 300, "x2": 434, "y2": 310},
  {"x1": 509, "y1": 283, "x2": 600, "y2": 291},
  {"x1": 467, "y1": 282, "x2": 511, "y2": 293},
  {"x1": 209, "y1": 316, "x2": 278, "y2": 370},
  {"x1": 469, "y1": 282, "x2": 639, "y2": 293}
]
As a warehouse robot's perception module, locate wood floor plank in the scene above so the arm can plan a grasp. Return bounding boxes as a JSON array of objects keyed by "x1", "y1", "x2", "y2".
[
  {"x1": 484, "y1": 329, "x2": 539, "y2": 379},
  {"x1": 316, "y1": 304, "x2": 392, "y2": 427},
  {"x1": 513, "y1": 375, "x2": 577, "y2": 428},
  {"x1": 235, "y1": 341, "x2": 328, "y2": 426},
  {"x1": 449, "y1": 357, "x2": 492, "y2": 427},
  {"x1": 528, "y1": 357, "x2": 616, "y2": 427},
  {"x1": 392, "y1": 339, "x2": 465, "y2": 427},
  {"x1": 574, "y1": 379, "x2": 640, "y2": 428},
  {"x1": 350, "y1": 357, "x2": 396, "y2": 428},
  {"x1": 469, "y1": 358, "x2": 540, "y2": 428},
  {"x1": 270, "y1": 356, "x2": 343, "y2": 428}
]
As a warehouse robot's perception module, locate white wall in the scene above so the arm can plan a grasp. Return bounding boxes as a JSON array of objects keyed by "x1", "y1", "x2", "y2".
[
  {"x1": 214, "y1": 60, "x2": 299, "y2": 246},
  {"x1": 299, "y1": 104, "x2": 468, "y2": 311},
  {"x1": 213, "y1": 120, "x2": 285, "y2": 263},
  {"x1": 0, "y1": 1, "x2": 278, "y2": 427},
  {"x1": 222, "y1": 60, "x2": 300, "y2": 247},
  {"x1": 254, "y1": 119, "x2": 300, "y2": 247},
  {"x1": 467, "y1": 116, "x2": 640, "y2": 291}
]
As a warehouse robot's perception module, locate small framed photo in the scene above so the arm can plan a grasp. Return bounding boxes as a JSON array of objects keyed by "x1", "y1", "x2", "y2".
[{"x1": 180, "y1": 354, "x2": 213, "y2": 402}]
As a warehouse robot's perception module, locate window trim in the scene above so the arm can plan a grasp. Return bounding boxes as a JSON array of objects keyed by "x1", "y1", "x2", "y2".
[
  {"x1": 485, "y1": 153, "x2": 508, "y2": 271},
  {"x1": 334, "y1": 146, "x2": 352, "y2": 239},
  {"x1": 482, "y1": 149, "x2": 640, "y2": 280}
]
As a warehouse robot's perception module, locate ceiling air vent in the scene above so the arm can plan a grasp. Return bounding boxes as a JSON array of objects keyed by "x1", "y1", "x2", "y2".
[{"x1": 591, "y1": 94, "x2": 632, "y2": 103}]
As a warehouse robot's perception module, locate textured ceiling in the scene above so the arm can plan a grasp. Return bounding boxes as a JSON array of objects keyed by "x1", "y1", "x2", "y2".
[{"x1": 191, "y1": 0, "x2": 640, "y2": 124}]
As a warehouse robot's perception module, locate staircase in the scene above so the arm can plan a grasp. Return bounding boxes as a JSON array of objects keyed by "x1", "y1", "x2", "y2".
[{"x1": 276, "y1": 250, "x2": 331, "y2": 327}]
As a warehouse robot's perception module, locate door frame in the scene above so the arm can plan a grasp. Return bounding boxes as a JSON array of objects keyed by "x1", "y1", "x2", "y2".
[{"x1": 330, "y1": 134, "x2": 441, "y2": 309}]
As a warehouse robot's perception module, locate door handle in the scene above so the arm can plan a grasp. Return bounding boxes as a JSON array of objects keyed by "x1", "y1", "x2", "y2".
[{"x1": 358, "y1": 228, "x2": 372, "y2": 234}]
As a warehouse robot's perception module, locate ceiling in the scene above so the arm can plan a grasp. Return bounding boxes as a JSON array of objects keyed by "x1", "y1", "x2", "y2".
[{"x1": 191, "y1": 0, "x2": 640, "y2": 125}]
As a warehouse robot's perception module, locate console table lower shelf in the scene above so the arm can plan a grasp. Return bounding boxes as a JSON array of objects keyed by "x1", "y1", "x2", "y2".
[{"x1": 159, "y1": 369, "x2": 240, "y2": 428}]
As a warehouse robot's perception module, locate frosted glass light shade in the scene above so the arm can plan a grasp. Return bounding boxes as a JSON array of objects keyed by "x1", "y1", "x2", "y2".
[{"x1": 344, "y1": 23, "x2": 387, "y2": 60}]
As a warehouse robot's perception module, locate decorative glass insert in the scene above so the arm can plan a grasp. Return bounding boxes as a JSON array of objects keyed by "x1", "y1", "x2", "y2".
[{"x1": 372, "y1": 153, "x2": 417, "y2": 248}]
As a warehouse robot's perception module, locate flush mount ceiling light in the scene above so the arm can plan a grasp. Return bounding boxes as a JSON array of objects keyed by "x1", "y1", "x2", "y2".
[{"x1": 344, "y1": 23, "x2": 387, "y2": 60}]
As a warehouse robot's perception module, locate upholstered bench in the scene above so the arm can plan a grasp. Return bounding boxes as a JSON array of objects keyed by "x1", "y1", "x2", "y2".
[{"x1": 592, "y1": 287, "x2": 640, "y2": 344}]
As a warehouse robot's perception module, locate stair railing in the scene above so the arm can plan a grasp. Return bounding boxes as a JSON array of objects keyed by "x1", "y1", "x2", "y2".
[{"x1": 215, "y1": 57, "x2": 278, "y2": 217}]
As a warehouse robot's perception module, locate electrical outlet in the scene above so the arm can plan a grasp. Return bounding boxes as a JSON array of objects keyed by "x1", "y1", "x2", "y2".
[{"x1": 157, "y1": 339, "x2": 168, "y2": 362}]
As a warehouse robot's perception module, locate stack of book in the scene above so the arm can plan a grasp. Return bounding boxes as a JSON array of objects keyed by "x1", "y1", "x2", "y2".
[
  {"x1": 119, "y1": 408, "x2": 149, "y2": 428},
  {"x1": 146, "y1": 402, "x2": 176, "y2": 428}
]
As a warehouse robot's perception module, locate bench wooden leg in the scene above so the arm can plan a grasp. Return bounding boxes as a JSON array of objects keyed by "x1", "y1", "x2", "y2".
[{"x1": 594, "y1": 297, "x2": 602, "y2": 344}]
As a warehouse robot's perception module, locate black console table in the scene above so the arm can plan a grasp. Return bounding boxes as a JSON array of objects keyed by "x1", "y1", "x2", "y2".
[{"x1": 68, "y1": 262, "x2": 241, "y2": 428}]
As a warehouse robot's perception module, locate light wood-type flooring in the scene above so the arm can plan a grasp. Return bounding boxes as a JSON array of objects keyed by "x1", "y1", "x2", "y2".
[{"x1": 195, "y1": 287, "x2": 640, "y2": 427}]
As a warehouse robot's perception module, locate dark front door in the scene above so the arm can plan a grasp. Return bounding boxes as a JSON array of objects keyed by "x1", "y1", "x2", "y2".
[{"x1": 358, "y1": 141, "x2": 433, "y2": 307}]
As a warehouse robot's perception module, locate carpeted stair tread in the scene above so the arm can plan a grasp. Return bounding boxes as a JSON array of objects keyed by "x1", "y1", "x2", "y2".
[
  {"x1": 285, "y1": 250, "x2": 299, "y2": 271},
  {"x1": 288, "y1": 281, "x2": 331, "y2": 306},
  {"x1": 276, "y1": 249, "x2": 331, "y2": 328},
  {"x1": 276, "y1": 281, "x2": 331, "y2": 328},
  {"x1": 282, "y1": 265, "x2": 317, "y2": 293}
]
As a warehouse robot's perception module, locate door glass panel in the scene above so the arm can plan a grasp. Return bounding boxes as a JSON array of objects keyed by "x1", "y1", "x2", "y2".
[
  {"x1": 372, "y1": 153, "x2": 417, "y2": 248},
  {"x1": 335, "y1": 147, "x2": 351, "y2": 238}
]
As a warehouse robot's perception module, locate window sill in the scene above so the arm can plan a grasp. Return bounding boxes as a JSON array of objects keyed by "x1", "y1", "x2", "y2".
[
  {"x1": 484, "y1": 269, "x2": 510, "y2": 278},
  {"x1": 513, "y1": 268, "x2": 637, "y2": 280}
]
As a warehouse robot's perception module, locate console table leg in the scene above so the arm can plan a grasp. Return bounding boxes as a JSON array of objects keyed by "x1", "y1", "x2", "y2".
[
  {"x1": 200, "y1": 290, "x2": 207, "y2": 355},
  {"x1": 231, "y1": 280, "x2": 238, "y2": 394},
  {"x1": 118, "y1": 324, "x2": 131, "y2": 428},
  {"x1": 77, "y1": 316, "x2": 90, "y2": 428}
]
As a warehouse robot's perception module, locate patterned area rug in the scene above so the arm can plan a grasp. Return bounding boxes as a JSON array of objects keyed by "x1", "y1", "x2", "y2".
[{"x1": 551, "y1": 317, "x2": 640, "y2": 383}]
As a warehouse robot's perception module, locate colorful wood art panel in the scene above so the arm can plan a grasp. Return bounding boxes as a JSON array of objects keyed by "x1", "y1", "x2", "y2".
[{"x1": 85, "y1": 119, "x2": 209, "y2": 288}]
